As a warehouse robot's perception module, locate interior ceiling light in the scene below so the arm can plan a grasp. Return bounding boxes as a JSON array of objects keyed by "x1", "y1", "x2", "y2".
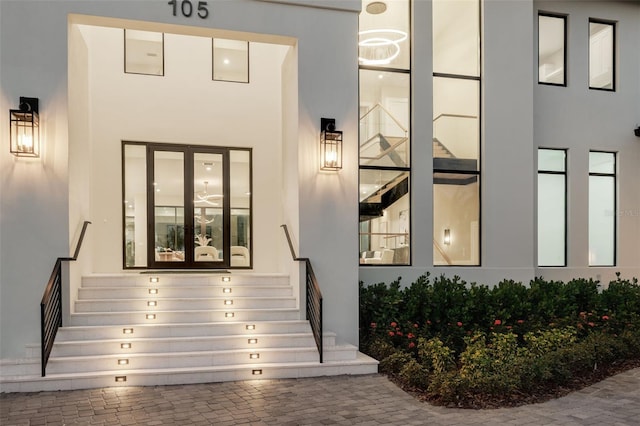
[
  {"x1": 366, "y1": 1, "x2": 387, "y2": 14},
  {"x1": 195, "y1": 181, "x2": 221, "y2": 208},
  {"x1": 358, "y1": 29, "x2": 407, "y2": 66}
]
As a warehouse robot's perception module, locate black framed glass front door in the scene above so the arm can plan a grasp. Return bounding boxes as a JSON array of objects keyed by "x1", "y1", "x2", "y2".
[{"x1": 123, "y1": 141, "x2": 251, "y2": 269}]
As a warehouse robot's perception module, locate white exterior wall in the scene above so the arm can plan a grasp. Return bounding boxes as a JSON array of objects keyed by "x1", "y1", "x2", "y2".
[
  {"x1": 534, "y1": 0, "x2": 640, "y2": 283},
  {"x1": 361, "y1": 0, "x2": 639, "y2": 289},
  {"x1": 0, "y1": 0, "x2": 360, "y2": 358},
  {"x1": 360, "y1": 0, "x2": 537, "y2": 287}
]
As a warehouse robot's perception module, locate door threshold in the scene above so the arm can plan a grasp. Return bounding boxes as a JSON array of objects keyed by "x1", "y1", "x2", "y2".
[{"x1": 140, "y1": 270, "x2": 231, "y2": 274}]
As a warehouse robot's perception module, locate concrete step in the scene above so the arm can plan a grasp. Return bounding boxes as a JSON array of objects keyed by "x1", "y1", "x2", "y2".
[
  {"x1": 81, "y1": 273, "x2": 289, "y2": 288},
  {"x1": 56, "y1": 320, "x2": 312, "y2": 341},
  {"x1": 46, "y1": 345, "x2": 359, "y2": 374},
  {"x1": 68, "y1": 308, "x2": 301, "y2": 326},
  {"x1": 0, "y1": 353, "x2": 379, "y2": 393},
  {"x1": 78, "y1": 285, "x2": 293, "y2": 299},
  {"x1": 50, "y1": 333, "x2": 337, "y2": 357},
  {"x1": 74, "y1": 296, "x2": 297, "y2": 312}
]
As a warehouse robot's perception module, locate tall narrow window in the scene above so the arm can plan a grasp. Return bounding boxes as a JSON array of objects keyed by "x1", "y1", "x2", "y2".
[
  {"x1": 358, "y1": 0, "x2": 411, "y2": 265},
  {"x1": 589, "y1": 151, "x2": 616, "y2": 266},
  {"x1": 538, "y1": 13, "x2": 567, "y2": 86},
  {"x1": 537, "y1": 149, "x2": 567, "y2": 267},
  {"x1": 589, "y1": 19, "x2": 615, "y2": 91},
  {"x1": 124, "y1": 30, "x2": 164, "y2": 76},
  {"x1": 433, "y1": 0, "x2": 481, "y2": 266}
]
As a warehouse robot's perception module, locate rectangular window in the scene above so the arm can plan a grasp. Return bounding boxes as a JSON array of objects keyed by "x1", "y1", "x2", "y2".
[
  {"x1": 213, "y1": 39, "x2": 249, "y2": 83},
  {"x1": 433, "y1": 0, "x2": 480, "y2": 77},
  {"x1": 124, "y1": 30, "x2": 164, "y2": 76},
  {"x1": 537, "y1": 149, "x2": 567, "y2": 267},
  {"x1": 433, "y1": 0, "x2": 481, "y2": 266},
  {"x1": 358, "y1": 0, "x2": 411, "y2": 266},
  {"x1": 589, "y1": 151, "x2": 616, "y2": 266},
  {"x1": 433, "y1": 174, "x2": 480, "y2": 266},
  {"x1": 123, "y1": 143, "x2": 148, "y2": 267},
  {"x1": 538, "y1": 13, "x2": 567, "y2": 86},
  {"x1": 589, "y1": 19, "x2": 615, "y2": 91}
]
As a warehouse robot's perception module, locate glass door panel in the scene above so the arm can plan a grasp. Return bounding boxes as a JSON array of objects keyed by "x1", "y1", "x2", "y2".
[
  {"x1": 230, "y1": 150, "x2": 251, "y2": 267},
  {"x1": 193, "y1": 152, "x2": 224, "y2": 264},
  {"x1": 153, "y1": 150, "x2": 185, "y2": 263}
]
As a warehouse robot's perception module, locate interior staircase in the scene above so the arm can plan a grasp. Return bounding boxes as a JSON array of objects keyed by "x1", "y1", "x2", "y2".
[{"x1": 0, "y1": 273, "x2": 377, "y2": 393}]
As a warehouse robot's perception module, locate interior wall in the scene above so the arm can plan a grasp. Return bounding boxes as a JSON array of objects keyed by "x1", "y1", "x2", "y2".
[
  {"x1": 66, "y1": 23, "x2": 93, "y2": 323},
  {"x1": 75, "y1": 25, "x2": 289, "y2": 273}
]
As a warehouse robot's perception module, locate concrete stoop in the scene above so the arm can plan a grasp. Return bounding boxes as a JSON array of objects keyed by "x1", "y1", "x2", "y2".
[{"x1": 0, "y1": 273, "x2": 377, "y2": 393}]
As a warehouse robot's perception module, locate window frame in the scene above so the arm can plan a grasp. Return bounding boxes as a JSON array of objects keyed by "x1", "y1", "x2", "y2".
[
  {"x1": 588, "y1": 150, "x2": 617, "y2": 267},
  {"x1": 537, "y1": 148, "x2": 568, "y2": 267},
  {"x1": 432, "y1": 0, "x2": 482, "y2": 267},
  {"x1": 124, "y1": 29, "x2": 165, "y2": 77},
  {"x1": 588, "y1": 18, "x2": 616, "y2": 92},
  {"x1": 538, "y1": 12, "x2": 568, "y2": 87},
  {"x1": 212, "y1": 38, "x2": 250, "y2": 84},
  {"x1": 357, "y1": 0, "x2": 412, "y2": 267}
]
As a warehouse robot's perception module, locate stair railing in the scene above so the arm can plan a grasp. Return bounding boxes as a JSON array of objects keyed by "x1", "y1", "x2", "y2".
[
  {"x1": 433, "y1": 238, "x2": 453, "y2": 266},
  {"x1": 41, "y1": 220, "x2": 91, "y2": 376},
  {"x1": 281, "y1": 224, "x2": 323, "y2": 363}
]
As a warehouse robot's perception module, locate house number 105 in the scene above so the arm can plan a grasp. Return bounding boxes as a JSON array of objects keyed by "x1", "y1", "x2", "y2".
[{"x1": 168, "y1": 0, "x2": 209, "y2": 19}]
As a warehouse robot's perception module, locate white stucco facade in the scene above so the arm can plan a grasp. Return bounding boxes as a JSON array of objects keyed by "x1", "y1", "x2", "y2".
[{"x1": 0, "y1": 0, "x2": 638, "y2": 365}]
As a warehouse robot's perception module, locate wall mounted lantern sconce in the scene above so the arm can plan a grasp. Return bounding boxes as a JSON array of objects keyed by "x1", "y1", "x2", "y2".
[
  {"x1": 320, "y1": 118, "x2": 342, "y2": 171},
  {"x1": 443, "y1": 229, "x2": 451, "y2": 245},
  {"x1": 634, "y1": 126, "x2": 640, "y2": 137},
  {"x1": 10, "y1": 97, "x2": 39, "y2": 157}
]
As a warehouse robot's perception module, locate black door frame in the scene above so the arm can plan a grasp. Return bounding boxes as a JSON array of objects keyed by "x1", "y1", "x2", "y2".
[{"x1": 146, "y1": 143, "x2": 231, "y2": 269}]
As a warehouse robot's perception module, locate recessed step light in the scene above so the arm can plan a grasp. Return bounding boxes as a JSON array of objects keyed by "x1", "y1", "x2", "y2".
[
  {"x1": 148, "y1": 289, "x2": 158, "y2": 295},
  {"x1": 249, "y1": 353, "x2": 260, "y2": 360},
  {"x1": 223, "y1": 288, "x2": 232, "y2": 294},
  {"x1": 245, "y1": 324, "x2": 256, "y2": 330},
  {"x1": 224, "y1": 300, "x2": 233, "y2": 306},
  {"x1": 146, "y1": 314, "x2": 156, "y2": 320},
  {"x1": 225, "y1": 312, "x2": 235, "y2": 318},
  {"x1": 147, "y1": 301, "x2": 157, "y2": 307},
  {"x1": 248, "y1": 338, "x2": 258, "y2": 344},
  {"x1": 118, "y1": 359, "x2": 129, "y2": 365},
  {"x1": 121, "y1": 343, "x2": 132, "y2": 349},
  {"x1": 115, "y1": 376, "x2": 127, "y2": 383},
  {"x1": 221, "y1": 276, "x2": 231, "y2": 282},
  {"x1": 149, "y1": 277, "x2": 159, "y2": 283},
  {"x1": 123, "y1": 328, "x2": 134, "y2": 334},
  {"x1": 252, "y1": 369, "x2": 262, "y2": 376}
]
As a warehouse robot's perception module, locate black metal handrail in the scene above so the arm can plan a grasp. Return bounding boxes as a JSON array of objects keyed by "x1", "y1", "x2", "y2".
[
  {"x1": 281, "y1": 224, "x2": 323, "y2": 363},
  {"x1": 41, "y1": 220, "x2": 91, "y2": 376}
]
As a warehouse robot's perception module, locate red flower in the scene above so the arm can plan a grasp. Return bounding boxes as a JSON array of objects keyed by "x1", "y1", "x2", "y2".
[
  {"x1": 456, "y1": 321, "x2": 463, "y2": 327},
  {"x1": 588, "y1": 322, "x2": 595, "y2": 327},
  {"x1": 602, "y1": 315, "x2": 609, "y2": 321},
  {"x1": 413, "y1": 323, "x2": 419, "y2": 328},
  {"x1": 426, "y1": 320, "x2": 432, "y2": 325},
  {"x1": 506, "y1": 325, "x2": 513, "y2": 330},
  {"x1": 370, "y1": 322, "x2": 377, "y2": 329},
  {"x1": 408, "y1": 342, "x2": 416, "y2": 349},
  {"x1": 396, "y1": 331, "x2": 403, "y2": 336},
  {"x1": 407, "y1": 333, "x2": 415, "y2": 339},
  {"x1": 388, "y1": 331, "x2": 395, "y2": 337},
  {"x1": 494, "y1": 319, "x2": 502, "y2": 326},
  {"x1": 517, "y1": 319, "x2": 524, "y2": 324},
  {"x1": 390, "y1": 321, "x2": 397, "y2": 328}
]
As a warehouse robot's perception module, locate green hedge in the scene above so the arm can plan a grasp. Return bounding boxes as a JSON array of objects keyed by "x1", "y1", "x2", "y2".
[{"x1": 360, "y1": 273, "x2": 640, "y2": 406}]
